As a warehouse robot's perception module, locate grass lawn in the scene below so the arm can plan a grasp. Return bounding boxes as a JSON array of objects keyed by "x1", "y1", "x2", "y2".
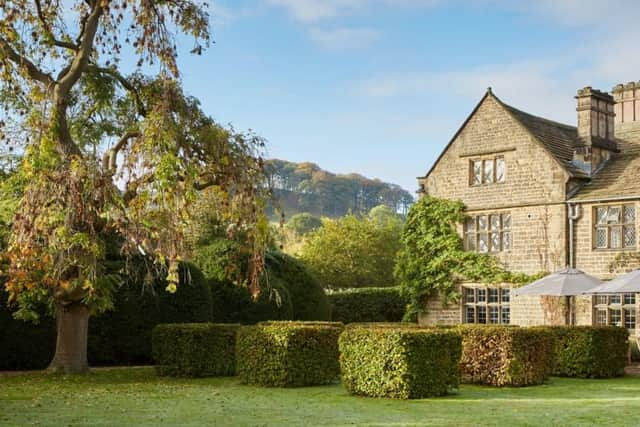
[{"x1": 1, "y1": 367, "x2": 640, "y2": 426}]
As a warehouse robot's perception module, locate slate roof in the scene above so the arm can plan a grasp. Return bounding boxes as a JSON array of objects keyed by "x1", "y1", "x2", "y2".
[
  {"x1": 570, "y1": 144, "x2": 640, "y2": 201},
  {"x1": 421, "y1": 90, "x2": 588, "y2": 180},
  {"x1": 498, "y1": 100, "x2": 589, "y2": 178}
]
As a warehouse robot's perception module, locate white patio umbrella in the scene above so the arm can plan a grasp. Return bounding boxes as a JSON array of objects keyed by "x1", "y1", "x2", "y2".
[
  {"x1": 512, "y1": 268, "x2": 603, "y2": 297},
  {"x1": 584, "y1": 269, "x2": 640, "y2": 294}
]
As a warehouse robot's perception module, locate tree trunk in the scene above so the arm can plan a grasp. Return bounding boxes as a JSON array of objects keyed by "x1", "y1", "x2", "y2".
[{"x1": 48, "y1": 302, "x2": 90, "y2": 374}]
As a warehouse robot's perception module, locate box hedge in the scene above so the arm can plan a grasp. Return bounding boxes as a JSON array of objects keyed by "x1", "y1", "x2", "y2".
[
  {"x1": 339, "y1": 324, "x2": 461, "y2": 399},
  {"x1": 152, "y1": 323, "x2": 240, "y2": 377},
  {"x1": 534, "y1": 326, "x2": 628, "y2": 378},
  {"x1": 458, "y1": 325, "x2": 554, "y2": 387},
  {"x1": 236, "y1": 321, "x2": 343, "y2": 387},
  {"x1": 329, "y1": 287, "x2": 407, "y2": 323}
]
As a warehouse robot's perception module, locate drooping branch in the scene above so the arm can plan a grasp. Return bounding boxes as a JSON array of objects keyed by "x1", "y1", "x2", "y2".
[
  {"x1": 88, "y1": 65, "x2": 147, "y2": 117},
  {"x1": 0, "y1": 35, "x2": 55, "y2": 88},
  {"x1": 34, "y1": 0, "x2": 79, "y2": 52}
]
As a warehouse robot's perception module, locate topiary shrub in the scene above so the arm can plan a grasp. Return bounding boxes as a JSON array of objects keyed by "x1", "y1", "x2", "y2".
[
  {"x1": 193, "y1": 240, "x2": 328, "y2": 322},
  {"x1": 0, "y1": 283, "x2": 55, "y2": 370},
  {"x1": 265, "y1": 251, "x2": 330, "y2": 321},
  {"x1": 88, "y1": 261, "x2": 213, "y2": 365},
  {"x1": 152, "y1": 323, "x2": 240, "y2": 377},
  {"x1": 209, "y1": 277, "x2": 294, "y2": 325},
  {"x1": 236, "y1": 321, "x2": 343, "y2": 387},
  {"x1": 339, "y1": 324, "x2": 461, "y2": 399},
  {"x1": 458, "y1": 325, "x2": 554, "y2": 387},
  {"x1": 535, "y1": 326, "x2": 628, "y2": 378},
  {"x1": 329, "y1": 287, "x2": 407, "y2": 323}
]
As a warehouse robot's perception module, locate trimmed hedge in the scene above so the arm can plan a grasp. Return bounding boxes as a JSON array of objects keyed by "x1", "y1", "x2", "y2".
[
  {"x1": 264, "y1": 252, "x2": 331, "y2": 321},
  {"x1": 236, "y1": 321, "x2": 343, "y2": 387},
  {"x1": 339, "y1": 325, "x2": 461, "y2": 399},
  {"x1": 0, "y1": 261, "x2": 213, "y2": 370},
  {"x1": 193, "y1": 241, "x2": 329, "y2": 322},
  {"x1": 88, "y1": 261, "x2": 213, "y2": 365},
  {"x1": 535, "y1": 326, "x2": 628, "y2": 378},
  {"x1": 152, "y1": 323, "x2": 240, "y2": 377},
  {"x1": 329, "y1": 287, "x2": 407, "y2": 323},
  {"x1": 458, "y1": 325, "x2": 555, "y2": 386},
  {"x1": 209, "y1": 278, "x2": 294, "y2": 325}
]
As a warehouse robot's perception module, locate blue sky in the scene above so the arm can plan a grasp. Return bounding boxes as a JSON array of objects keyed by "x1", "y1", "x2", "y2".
[{"x1": 172, "y1": 0, "x2": 640, "y2": 193}]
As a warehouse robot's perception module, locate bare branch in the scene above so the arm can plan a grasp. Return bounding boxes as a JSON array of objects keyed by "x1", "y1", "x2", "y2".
[
  {"x1": 0, "y1": 35, "x2": 55, "y2": 87},
  {"x1": 34, "y1": 0, "x2": 79, "y2": 52},
  {"x1": 103, "y1": 130, "x2": 141, "y2": 173},
  {"x1": 56, "y1": 3, "x2": 103, "y2": 96}
]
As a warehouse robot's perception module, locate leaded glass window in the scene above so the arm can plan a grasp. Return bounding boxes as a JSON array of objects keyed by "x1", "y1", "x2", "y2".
[
  {"x1": 594, "y1": 294, "x2": 637, "y2": 330},
  {"x1": 496, "y1": 157, "x2": 506, "y2": 182},
  {"x1": 469, "y1": 157, "x2": 506, "y2": 185},
  {"x1": 472, "y1": 161, "x2": 482, "y2": 185},
  {"x1": 464, "y1": 213, "x2": 512, "y2": 253},
  {"x1": 594, "y1": 205, "x2": 636, "y2": 250},
  {"x1": 463, "y1": 286, "x2": 510, "y2": 325}
]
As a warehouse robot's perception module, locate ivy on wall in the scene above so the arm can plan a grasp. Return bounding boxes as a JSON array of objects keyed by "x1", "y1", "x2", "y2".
[{"x1": 394, "y1": 196, "x2": 545, "y2": 321}]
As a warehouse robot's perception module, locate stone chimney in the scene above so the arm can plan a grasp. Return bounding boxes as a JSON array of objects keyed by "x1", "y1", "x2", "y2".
[
  {"x1": 573, "y1": 87, "x2": 617, "y2": 174},
  {"x1": 612, "y1": 82, "x2": 640, "y2": 124},
  {"x1": 576, "y1": 86, "x2": 616, "y2": 146}
]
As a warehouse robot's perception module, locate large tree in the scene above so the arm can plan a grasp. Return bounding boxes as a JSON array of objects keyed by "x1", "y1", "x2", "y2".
[{"x1": 0, "y1": 1, "x2": 268, "y2": 373}]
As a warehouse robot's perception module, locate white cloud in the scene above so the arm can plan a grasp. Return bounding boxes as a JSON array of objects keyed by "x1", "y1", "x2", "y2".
[{"x1": 310, "y1": 27, "x2": 381, "y2": 49}]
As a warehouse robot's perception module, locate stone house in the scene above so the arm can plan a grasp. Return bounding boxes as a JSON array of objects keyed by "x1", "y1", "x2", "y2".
[{"x1": 417, "y1": 83, "x2": 640, "y2": 331}]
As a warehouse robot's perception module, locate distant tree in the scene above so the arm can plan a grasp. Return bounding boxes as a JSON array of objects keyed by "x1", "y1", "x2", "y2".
[
  {"x1": 286, "y1": 213, "x2": 323, "y2": 237},
  {"x1": 300, "y1": 213, "x2": 403, "y2": 289},
  {"x1": 264, "y1": 159, "x2": 414, "y2": 218}
]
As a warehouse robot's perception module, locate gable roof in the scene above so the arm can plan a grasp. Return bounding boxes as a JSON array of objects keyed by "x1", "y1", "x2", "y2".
[
  {"x1": 421, "y1": 89, "x2": 587, "y2": 180},
  {"x1": 569, "y1": 144, "x2": 640, "y2": 201}
]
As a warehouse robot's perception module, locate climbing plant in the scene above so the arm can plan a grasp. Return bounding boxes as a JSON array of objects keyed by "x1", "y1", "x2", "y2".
[{"x1": 395, "y1": 196, "x2": 542, "y2": 321}]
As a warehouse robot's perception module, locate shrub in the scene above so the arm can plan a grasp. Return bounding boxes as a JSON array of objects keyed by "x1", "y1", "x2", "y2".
[
  {"x1": 265, "y1": 251, "x2": 330, "y2": 321},
  {"x1": 535, "y1": 326, "x2": 628, "y2": 378},
  {"x1": 458, "y1": 325, "x2": 555, "y2": 387},
  {"x1": 193, "y1": 241, "x2": 329, "y2": 322},
  {"x1": 88, "y1": 262, "x2": 213, "y2": 365},
  {"x1": 152, "y1": 323, "x2": 240, "y2": 377},
  {"x1": 339, "y1": 324, "x2": 461, "y2": 399},
  {"x1": 209, "y1": 278, "x2": 294, "y2": 324},
  {"x1": 0, "y1": 283, "x2": 55, "y2": 370},
  {"x1": 329, "y1": 287, "x2": 407, "y2": 323},
  {"x1": 236, "y1": 321, "x2": 343, "y2": 387}
]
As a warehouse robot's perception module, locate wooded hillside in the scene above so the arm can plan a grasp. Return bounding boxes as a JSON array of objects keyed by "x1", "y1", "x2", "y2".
[{"x1": 265, "y1": 159, "x2": 414, "y2": 218}]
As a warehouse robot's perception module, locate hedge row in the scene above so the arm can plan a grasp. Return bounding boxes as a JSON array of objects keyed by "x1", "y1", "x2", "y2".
[
  {"x1": 329, "y1": 287, "x2": 407, "y2": 323},
  {"x1": 1, "y1": 251, "x2": 331, "y2": 370},
  {"x1": 152, "y1": 323, "x2": 240, "y2": 377},
  {"x1": 0, "y1": 262, "x2": 211, "y2": 370},
  {"x1": 534, "y1": 326, "x2": 628, "y2": 378},
  {"x1": 339, "y1": 324, "x2": 461, "y2": 399},
  {"x1": 458, "y1": 325, "x2": 555, "y2": 387},
  {"x1": 236, "y1": 321, "x2": 344, "y2": 387}
]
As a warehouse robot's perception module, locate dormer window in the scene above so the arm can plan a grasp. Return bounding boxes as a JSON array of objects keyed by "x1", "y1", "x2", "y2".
[{"x1": 470, "y1": 156, "x2": 505, "y2": 186}]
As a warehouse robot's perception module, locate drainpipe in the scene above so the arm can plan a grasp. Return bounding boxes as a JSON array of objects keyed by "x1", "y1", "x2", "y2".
[
  {"x1": 567, "y1": 204, "x2": 581, "y2": 269},
  {"x1": 567, "y1": 203, "x2": 582, "y2": 326}
]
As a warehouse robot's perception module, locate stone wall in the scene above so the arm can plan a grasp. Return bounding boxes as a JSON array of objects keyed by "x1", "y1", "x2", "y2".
[
  {"x1": 421, "y1": 284, "x2": 595, "y2": 327},
  {"x1": 418, "y1": 292, "x2": 460, "y2": 326},
  {"x1": 421, "y1": 94, "x2": 568, "y2": 275},
  {"x1": 573, "y1": 200, "x2": 640, "y2": 279}
]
